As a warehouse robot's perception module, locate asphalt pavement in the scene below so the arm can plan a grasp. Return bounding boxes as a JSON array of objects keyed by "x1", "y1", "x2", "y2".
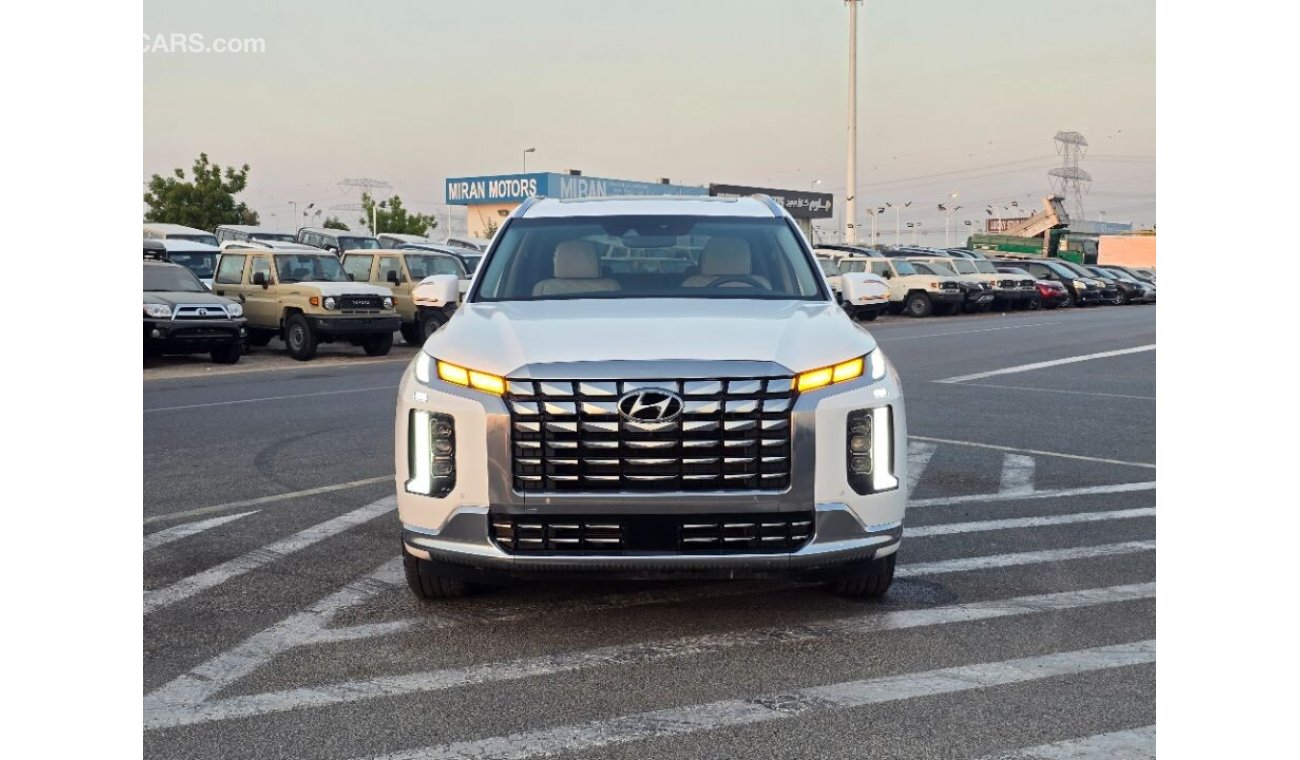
[{"x1": 143, "y1": 304, "x2": 1156, "y2": 760}]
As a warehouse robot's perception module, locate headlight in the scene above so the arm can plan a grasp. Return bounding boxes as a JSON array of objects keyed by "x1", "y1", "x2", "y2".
[
  {"x1": 323, "y1": 296, "x2": 337, "y2": 310},
  {"x1": 415, "y1": 354, "x2": 505, "y2": 395},
  {"x1": 383, "y1": 297, "x2": 395, "y2": 310},
  {"x1": 1073, "y1": 280, "x2": 1087, "y2": 290},
  {"x1": 226, "y1": 303, "x2": 243, "y2": 318},
  {"x1": 796, "y1": 350, "x2": 887, "y2": 393},
  {"x1": 143, "y1": 303, "x2": 171, "y2": 318}
]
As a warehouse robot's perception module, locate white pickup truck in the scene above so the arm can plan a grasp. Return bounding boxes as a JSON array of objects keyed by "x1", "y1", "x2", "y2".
[{"x1": 395, "y1": 195, "x2": 908, "y2": 600}]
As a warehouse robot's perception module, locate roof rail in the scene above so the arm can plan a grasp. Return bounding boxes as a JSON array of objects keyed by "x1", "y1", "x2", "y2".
[
  {"x1": 514, "y1": 195, "x2": 546, "y2": 218},
  {"x1": 751, "y1": 194, "x2": 785, "y2": 218}
]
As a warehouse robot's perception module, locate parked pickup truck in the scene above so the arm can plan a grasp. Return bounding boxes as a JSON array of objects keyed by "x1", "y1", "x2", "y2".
[
  {"x1": 839, "y1": 256, "x2": 964, "y2": 317},
  {"x1": 396, "y1": 195, "x2": 908, "y2": 601}
]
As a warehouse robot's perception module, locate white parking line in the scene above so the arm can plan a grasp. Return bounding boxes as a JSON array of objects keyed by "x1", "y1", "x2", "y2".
[
  {"x1": 144, "y1": 583, "x2": 1154, "y2": 729},
  {"x1": 935, "y1": 344, "x2": 1156, "y2": 384},
  {"x1": 975, "y1": 726, "x2": 1155, "y2": 759},
  {"x1": 907, "y1": 440, "x2": 937, "y2": 495},
  {"x1": 143, "y1": 476, "x2": 392, "y2": 526},
  {"x1": 907, "y1": 435, "x2": 1156, "y2": 469},
  {"x1": 144, "y1": 385, "x2": 396, "y2": 413},
  {"x1": 909, "y1": 482, "x2": 1156, "y2": 508},
  {"x1": 143, "y1": 497, "x2": 395, "y2": 615},
  {"x1": 906, "y1": 508, "x2": 1155, "y2": 537},
  {"x1": 999, "y1": 453, "x2": 1036, "y2": 496},
  {"x1": 143, "y1": 510, "x2": 259, "y2": 552},
  {"x1": 898, "y1": 540, "x2": 1154, "y2": 577},
  {"x1": 352, "y1": 641, "x2": 1156, "y2": 760}
]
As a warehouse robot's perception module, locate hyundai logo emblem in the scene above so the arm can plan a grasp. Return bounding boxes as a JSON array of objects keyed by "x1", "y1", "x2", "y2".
[{"x1": 617, "y1": 388, "x2": 684, "y2": 426}]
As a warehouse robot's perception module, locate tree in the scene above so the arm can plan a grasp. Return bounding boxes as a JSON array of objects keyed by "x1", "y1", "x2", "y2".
[
  {"x1": 322, "y1": 216, "x2": 350, "y2": 230},
  {"x1": 359, "y1": 193, "x2": 438, "y2": 236},
  {"x1": 144, "y1": 153, "x2": 258, "y2": 229}
]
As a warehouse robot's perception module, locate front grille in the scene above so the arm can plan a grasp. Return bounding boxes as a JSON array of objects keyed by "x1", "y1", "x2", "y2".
[
  {"x1": 940, "y1": 281, "x2": 961, "y2": 290},
  {"x1": 338, "y1": 294, "x2": 383, "y2": 311},
  {"x1": 1020, "y1": 279, "x2": 1035, "y2": 288},
  {"x1": 490, "y1": 512, "x2": 815, "y2": 554},
  {"x1": 998, "y1": 278, "x2": 1018, "y2": 288},
  {"x1": 507, "y1": 376, "x2": 795, "y2": 492},
  {"x1": 172, "y1": 304, "x2": 229, "y2": 320}
]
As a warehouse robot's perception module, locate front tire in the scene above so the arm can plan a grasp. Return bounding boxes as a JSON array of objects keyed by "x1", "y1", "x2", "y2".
[
  {"x1": 860, "y1": 309, "x2": 878, "y2": 322},
  {"x1": 284, "y1": 314, "x2": 318, "y2": 361},
  {"x1": 400, "y1": 323, "x2": 422, "y2": 346},
  {"x1": 210, "y1": 340, "x2": 242, "y2": 364},
  {"x1": 905, "y1": 293, "x2": 933, "y2": 318},
  {"x1": 1027, "y1": 296, "x2": 1042, "y2": 311},
  {"x1": 419, "y1": 311, "x2": 446, "y2": 341},
  {"x1": 831, "y1": 553, "x2": 896, "y2": 599},
  {"x1": 403, "y1": 553, "x2": 468, "y2": 600},
  {"x1": 362, "y1": 331, "x2": 393, "y2": 357}
]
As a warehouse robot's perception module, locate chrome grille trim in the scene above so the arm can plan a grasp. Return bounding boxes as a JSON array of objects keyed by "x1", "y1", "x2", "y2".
[{"x1": 508, "y1": 375, "x2": 795, "y2": 492}]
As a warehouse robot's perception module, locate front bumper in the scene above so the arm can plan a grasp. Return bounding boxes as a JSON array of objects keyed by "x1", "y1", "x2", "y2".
[
  {"x1": 928, "y1": 290, "x2": 964, "y2": 306},
  {"x1": 144, "y1": 317, "x2": 246, "y2": 347},
  {"x1": 306, "y1": 314, "x2": 401, "y2": 336},
  {"x1": 395, "y1": 357, "x2": 909, "y2": 578}
]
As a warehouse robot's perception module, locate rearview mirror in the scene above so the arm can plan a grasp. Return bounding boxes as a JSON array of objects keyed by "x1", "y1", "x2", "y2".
[
  {"x1": 412, "y1": 274, "x2": 459, "y2": 308},
  {"x1": 841, "y1": 273, "x2": 890, "y2": 306}
]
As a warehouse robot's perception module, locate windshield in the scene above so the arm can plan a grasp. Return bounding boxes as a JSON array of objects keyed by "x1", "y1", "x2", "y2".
[
  {"x1": 167, "y1": 252, "x2": 217, "y2": 279},
  {"x1": 172, "y1": 233, "x2": 219, "y2": 246},
  {"x1": 473, "y1": 215, "x2": 825, "y2": 302},
  {"x1": 404, "y1": 254, "x2": 464, "y2": 279},
  {"x1": 460, "y1": 254, "x2": 483, "y2": 274},
  {"x1": 1045, "y1": 263, "x2": 1079, "y2": 279},
  {"x1": 840, "y1": 260, "x2": 867, "y2": 273},
  {"x1": 973, "y1": 260, "x2": 998, "y2": 274},
  {"x1": 251, "y1": 233, "x2": 296, "y2": 243},
  {"x1": 892, "y1": 260, "x2": 917, "y2": 276},
  {"x1": 949, "y1": 259, "x2": 977, "y2": 274},
  {"x1": 817, "y1": 258, "x2": 842, "y2": 276},
  {"x1": 340, "y1": 237, "x2": 380, "y2": 251},
  {"x1": 144, "y1": 264, "x2": 206, "y2": 292},
  {"x1": 998, "y1": 267, "x2": 1031, "y2": 277},
  {"x1": 275, "y1": 254, "x2": 349, "y2": 282},
  {"x1": 922, "y1": 260, "x2": 958, "y2": 275}
]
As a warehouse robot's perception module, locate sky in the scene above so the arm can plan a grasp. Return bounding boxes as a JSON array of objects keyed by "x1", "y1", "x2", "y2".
[{"x1": 144, "y1": 0, "x2": 1155, "y2": 240}]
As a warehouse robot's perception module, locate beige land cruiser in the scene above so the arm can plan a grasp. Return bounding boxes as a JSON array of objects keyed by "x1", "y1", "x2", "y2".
[
  {"x1": 340, "y1": 249, "x2": 465, "y2": 345},
  {"x1": 838, "y1": 256, "x2": 964, "y2": 317},
  {"x1": 213, "y1": 245, "x2": 400, "y2": 360}
]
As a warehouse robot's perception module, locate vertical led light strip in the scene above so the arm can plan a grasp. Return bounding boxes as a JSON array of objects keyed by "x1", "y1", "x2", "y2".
[
  {"x1": 406, "y1": 411, "x2": 432, "y2": 495},
  {"x1": 871, "y1": 405, "x2": 898, "y2": 492}
]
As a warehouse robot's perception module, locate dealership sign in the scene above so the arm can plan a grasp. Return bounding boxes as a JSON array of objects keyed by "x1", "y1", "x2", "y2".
[
  {"x1": 708, "y1": 184, "x2": 834, "y2": 220},
  {"x1": 445, "y1": 173, "x2": 707, "y2": 205}
]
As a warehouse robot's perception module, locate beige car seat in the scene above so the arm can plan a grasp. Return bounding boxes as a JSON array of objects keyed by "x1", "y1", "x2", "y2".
[
  {"x1": 531, "y1": 240, "x2": 621, "y2": 297},
  {"x1": 681, "y1": 238, "x2": 771, "y2": 289}
]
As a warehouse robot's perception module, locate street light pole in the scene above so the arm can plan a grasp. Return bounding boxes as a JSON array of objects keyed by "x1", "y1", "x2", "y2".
[
  {"x1": 843, "y1": 0, "x2": 860, "y2": 244},
  {"x1": 523, "y1": 147, "x2": 536, "y2": 173}
]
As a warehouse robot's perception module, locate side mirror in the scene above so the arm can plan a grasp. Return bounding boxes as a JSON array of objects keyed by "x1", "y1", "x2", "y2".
[
  {"x1": 840, "y1": 273, "x2": 890, "y2": 305},
  {"x1": 387, "y1": 269, "x2": 402, "y2": 285},
  {"x1": 252, "y1": 271, "x2": 268, "y2": 288},
  {"x1": 346, "y1": 272, "x2": 355, "y2": 281},
  {"x1": 412, "y1": 274, "x2": 459, "y2": 308}
]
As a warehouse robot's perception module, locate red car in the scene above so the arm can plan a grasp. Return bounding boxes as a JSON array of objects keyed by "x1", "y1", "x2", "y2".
[{"x1": 997, "y1": 266, "x2": 1068, "y2": 309}]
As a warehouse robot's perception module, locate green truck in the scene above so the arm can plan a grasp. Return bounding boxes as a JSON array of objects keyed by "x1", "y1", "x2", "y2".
[{"x1": 967, "y1": 230, "x2": 1087, "y2": 264}]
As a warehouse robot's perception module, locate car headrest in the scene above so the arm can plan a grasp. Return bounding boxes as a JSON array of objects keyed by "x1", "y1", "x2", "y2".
[
  {"x1": 553, "y1": 240, "x2": 601, "y2": 279},
  {"x1": 700, "y1": 238, "x2": 752, "y2": 276}
]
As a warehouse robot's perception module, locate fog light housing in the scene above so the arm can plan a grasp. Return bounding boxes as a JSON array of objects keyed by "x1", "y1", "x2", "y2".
[
  {"x1": 406, "y1": 410, "x2": 455, "y2": 497},
  {"x1": 846, "y1": 406, "x2": 897, "y2": 495}
]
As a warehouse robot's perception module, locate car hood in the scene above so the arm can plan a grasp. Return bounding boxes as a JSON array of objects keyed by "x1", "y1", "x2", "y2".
[
  {"x1": 144, "y1": 290, "x2": 234, "y2": 307},
  {"x1": 423, "y1": 298, "x2": 877, "y2": 377},
  {"x1": 290, "y1": 281, "x2": 393, "y2": 296}
]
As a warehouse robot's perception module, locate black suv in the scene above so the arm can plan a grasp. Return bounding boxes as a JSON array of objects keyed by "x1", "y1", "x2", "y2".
[
  {"x1": 997, "y1": 258, "x2": 1103, "y2": 307},
  {"x1": 144, "y1": 255, "x2": 248, "y2": 363}
]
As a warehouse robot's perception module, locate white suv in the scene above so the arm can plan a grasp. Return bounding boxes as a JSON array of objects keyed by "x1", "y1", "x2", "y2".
[{"x1": 395, "y1": 196, "x2": 908, "y2": 599}]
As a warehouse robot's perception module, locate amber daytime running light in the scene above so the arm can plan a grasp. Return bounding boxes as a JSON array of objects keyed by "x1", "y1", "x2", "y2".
[
  {"x1": 795, "y1": 350, "x2": 886, "y2": 393},
  {"x1": 414, "y1": 353, "x2": 506, "y2": 395}
]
